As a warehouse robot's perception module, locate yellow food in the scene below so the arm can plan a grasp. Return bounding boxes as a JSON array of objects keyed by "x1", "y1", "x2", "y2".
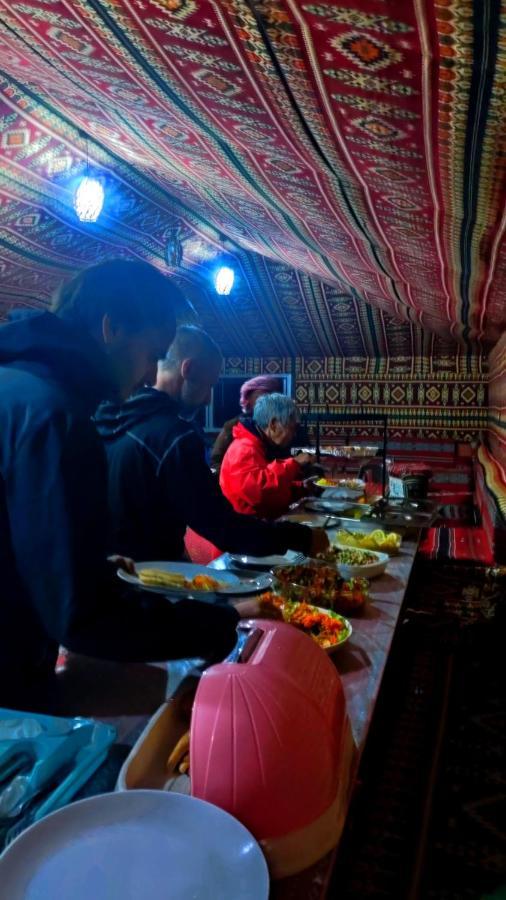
[
  {"x1": 138, "y1": 569, "x2": 224, "y2": 591},
  {"x1": 139, "y1": 569, "x2": 187, "y2": 588},
  {"x1": 335, "y1": 529, "x2": 401, "y2": 554},
  {"x1": 167, "y1": 730, "x2": 190, "y2": 775}
]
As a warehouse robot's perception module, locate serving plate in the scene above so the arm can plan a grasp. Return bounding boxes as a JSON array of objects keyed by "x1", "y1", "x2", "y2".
[
  {"x1": 259, "y1": 598, "x2": 352, "y2": 654},
  {"x1": 228, "y1": 549, "x2": 306, "y2": 571},
  {"x1": 118, "y1": 561, "x2": 272, "y2": 597},
  {"x1": 277, "y1": 512, "x2": 336, "y2": 529}
]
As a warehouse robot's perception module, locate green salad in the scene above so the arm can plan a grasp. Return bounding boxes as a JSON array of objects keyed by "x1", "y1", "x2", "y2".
[{"x1": 323, "y1": 547, "x2": 378, "y2": 566}]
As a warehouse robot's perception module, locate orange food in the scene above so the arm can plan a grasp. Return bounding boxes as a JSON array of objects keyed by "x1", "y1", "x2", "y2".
[{"x1": 259, "y1": 593, "x2": 351, "y2": 649}]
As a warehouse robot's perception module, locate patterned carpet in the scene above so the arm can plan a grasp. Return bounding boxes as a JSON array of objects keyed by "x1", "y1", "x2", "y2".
[{"x1": 330, "y1": 564, "x2": 506, "y2": 900}]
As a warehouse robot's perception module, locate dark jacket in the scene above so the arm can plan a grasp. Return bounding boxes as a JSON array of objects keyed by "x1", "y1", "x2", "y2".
[
  {"x1": 210, "y1": 417, "x2": 239, "y2": 472},
  {"x1": 94, "y1": 389, "x2": 312, "y2": 561},
  {"x1": 0, "y1": 312, "x2": 239, "y2": 704}
]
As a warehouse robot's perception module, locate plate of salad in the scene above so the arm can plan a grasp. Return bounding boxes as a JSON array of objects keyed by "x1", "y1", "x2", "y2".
[
  {"x1": 320, "y1": 546, "x2": 388, "y2": 579},
  {"x1": 259, "y1": 592, "x2": 352, "y2": 653},
  {"x1": 272, "y1": 560, "x2": 368, "y2": 615}
]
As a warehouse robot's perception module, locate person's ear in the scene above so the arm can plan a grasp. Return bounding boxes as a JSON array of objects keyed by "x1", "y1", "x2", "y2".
[
  {"x1": 181, "y1": 357, "x2": 195, "y2": 380},
  {"x1": 101, "y1": 313, "x2": 122, "y2": 345}
]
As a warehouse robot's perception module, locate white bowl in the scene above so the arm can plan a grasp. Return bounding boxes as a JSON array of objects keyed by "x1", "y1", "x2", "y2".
[{"x1": 332, "y1": 546, "x2": 389, "y2": 580}]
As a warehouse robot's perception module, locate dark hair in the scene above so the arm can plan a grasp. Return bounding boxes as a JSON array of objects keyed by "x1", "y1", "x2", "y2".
[
  {"x1": 52, "y1": 259, "x2": 186, "y2": 334},
  {"x1": 160, "y1": 324, "x2": 222, "y2": 372}
]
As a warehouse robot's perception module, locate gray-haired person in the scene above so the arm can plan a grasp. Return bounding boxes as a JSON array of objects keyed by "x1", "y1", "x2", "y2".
[{"x1": 219, "y1": 393, "x2": 314, "y2": 519}]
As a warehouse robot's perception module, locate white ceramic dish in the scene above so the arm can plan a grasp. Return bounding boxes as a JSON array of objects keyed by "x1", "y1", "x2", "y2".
[
  {"x1": 118, "y1": 561, "x2": 272, "y2": 597},
  {"x1": 330, "y1": 545, "x2": 389, "y2": 579},
  {"x1": 277, "y1": 513, "x2": 332, "y2": 528},
  {"x1": 228, "y1": 549, "x2": 306, "y2": 570},
  {"x1": 0, "y1": 790, "x2": 269, "y2": 900},
  {"x1": 320, "y1": 479, "x2": 365, "y2": 501}
]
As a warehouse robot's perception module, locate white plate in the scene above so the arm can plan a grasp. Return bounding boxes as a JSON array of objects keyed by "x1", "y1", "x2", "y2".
[
  {"x1": 305, "y1": 499, "x2": 353, "y2": 514},
  {"x1": 277, "y1": 513, "x2": 331, "y2": 528},
  {"x1": 0, "y1": 790, "x2": 269, "y2": 900},
  {"x1": 229, "y1": 549, "x2": 306, "y2": 570},
  {"x1": 118, "y1": 561, "x2": 269, "y2": 597}
]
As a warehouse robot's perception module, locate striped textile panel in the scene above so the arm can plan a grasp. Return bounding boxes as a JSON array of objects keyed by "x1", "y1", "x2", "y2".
[
  {"x1": 418, "y1": 527, "x2": 494, "y2": 565},
  {"x1": 488, "y1": 334, "x2": 506, "y2": 469},
  {"x1": 476, "y1": 444, "x2": 506, "y2": 524}
]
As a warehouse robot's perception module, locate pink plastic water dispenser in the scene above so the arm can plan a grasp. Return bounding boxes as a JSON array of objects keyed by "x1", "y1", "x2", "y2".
[{"x1": 190, "y1": 619, "x2": 353, "y2": 878}]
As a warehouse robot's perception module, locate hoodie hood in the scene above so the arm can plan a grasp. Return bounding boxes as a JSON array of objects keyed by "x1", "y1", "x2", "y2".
[
  {"x1": 95, "y1": 388, "x2": 180, "y2": 440},
  {"x1": 232, "y1": 417, "x2": 293, "y2": 461},
  {"x1": 0, "y1": 311, "x2": 114, "y2": 413}
]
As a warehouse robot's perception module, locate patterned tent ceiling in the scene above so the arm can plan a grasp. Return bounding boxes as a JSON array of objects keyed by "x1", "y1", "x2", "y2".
[{"x1": 0, "y1": 0, "x2": 505, "y2": 354}]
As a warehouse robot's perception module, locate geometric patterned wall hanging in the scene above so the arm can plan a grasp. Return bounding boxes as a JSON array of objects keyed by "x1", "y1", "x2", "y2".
[{"x1": 223, "y1": 354, "x2": 488, "y2": 441}]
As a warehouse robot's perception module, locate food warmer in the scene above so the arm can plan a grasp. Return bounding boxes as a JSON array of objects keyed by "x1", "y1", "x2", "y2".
[{"x1": 118, "y1": 619, "x2": 354, "y2": 878}]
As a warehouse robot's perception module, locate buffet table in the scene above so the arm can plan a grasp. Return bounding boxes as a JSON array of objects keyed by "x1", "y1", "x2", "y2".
[
  {"x1": 270, "y1": 530, "x2": 418, "y2": 899},
  {"x1": 53, "y1": 528, "x2": 419, "y2": 898}
]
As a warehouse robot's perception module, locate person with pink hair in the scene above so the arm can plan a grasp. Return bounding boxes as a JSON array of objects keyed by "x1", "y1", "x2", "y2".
[{"x1": 210, "y1": 374, "x2": 283, "y2": 472}]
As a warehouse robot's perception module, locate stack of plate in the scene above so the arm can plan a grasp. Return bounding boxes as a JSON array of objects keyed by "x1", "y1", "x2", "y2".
[{"x1": 0, "y1": 791, "x2": 269, "y2": 899}]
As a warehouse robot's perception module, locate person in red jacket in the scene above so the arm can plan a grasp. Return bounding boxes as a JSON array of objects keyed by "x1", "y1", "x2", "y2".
[{"x1": 220, "y1": 393, "x2": 314, "y2": 519}]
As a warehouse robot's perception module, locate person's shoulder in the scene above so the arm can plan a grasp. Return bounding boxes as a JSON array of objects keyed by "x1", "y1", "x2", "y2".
[
  {"x1": 132, "y1": 412, "x2": 198, "y2": 466},
  {"x1": 0, "y1": 364, "x2": 69, "y2": 417},
  {"x1": 223, "y1": 433, "x2": 262, "y2": 466},
  {"x1": 223, "y1": 416, "x2": 239, "y2": 433}
]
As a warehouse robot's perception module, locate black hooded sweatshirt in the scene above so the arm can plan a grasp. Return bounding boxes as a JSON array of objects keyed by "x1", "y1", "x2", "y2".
[
  {"x1": 0, "y1": 312, "x2": 239, "y2": 705},
  {"x1": 94, "y1": 389, "x2": 312, "y2": 561}
]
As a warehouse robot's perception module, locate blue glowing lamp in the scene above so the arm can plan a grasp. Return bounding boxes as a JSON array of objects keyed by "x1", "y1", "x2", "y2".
[
  {"x1": 74, "y1": 176, "x2": 104, "y2": 223},
  {"x1": 214, "y1": 265, "x2": 235, "y2": 295}
]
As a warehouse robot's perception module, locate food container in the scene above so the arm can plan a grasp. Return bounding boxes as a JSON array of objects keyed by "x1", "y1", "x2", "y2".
[
  {"x1": 335, "y1": 528, "x2": 402, "y2": 555},
  {"x1": 117, "y1": 621, "x2": 354, "y2": 879},
  {"x1": 388, "y1": 463, "x2": 432, "y2": 501},
  {"x1": 328, "y1": 546, "x2": 389, "y2": 580},
  {"x1": 316, "y1": 478, "x2": 365, "y2": 500},
  {"x1": 272, "y1": 559, "x2": 369, "y2": 614},
  {"x1": 258, "y1": 592, "x2": 352, "y2": 652}
]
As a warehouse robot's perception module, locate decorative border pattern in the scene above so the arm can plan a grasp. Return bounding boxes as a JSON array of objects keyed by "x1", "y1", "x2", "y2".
[{"x1": 223, "y1": 355, "x2": 488, "y2": 441}]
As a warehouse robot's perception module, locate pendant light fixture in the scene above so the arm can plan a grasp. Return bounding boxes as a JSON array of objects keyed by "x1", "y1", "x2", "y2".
[
  {"x1": 214, "y1": 265, "x2": 235, "y2": 295},
  {"x1": 74, "y1": 131, "x2": 104, "y2": 223}
]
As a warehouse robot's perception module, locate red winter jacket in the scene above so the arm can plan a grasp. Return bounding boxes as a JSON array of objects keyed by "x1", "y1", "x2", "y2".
[{"x1": 219, "y1": 421, "x2": 305, "y2": 519}]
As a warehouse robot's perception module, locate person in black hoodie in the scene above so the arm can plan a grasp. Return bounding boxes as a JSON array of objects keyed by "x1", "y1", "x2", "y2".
[
  {"x1": 95, "y1": 325, "x2": 328, "y2": 562},
  {"x1": 0, "y1": 261, "x2": 242, "y2": 710}
]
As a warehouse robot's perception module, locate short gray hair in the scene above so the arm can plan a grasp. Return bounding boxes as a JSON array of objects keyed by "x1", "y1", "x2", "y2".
[
  {"x1": 253, "y1": 393, "x2": 298, "y2": 429},
  {"x1": 159, "y1": 324, "x2": 222, "y2": 372}
]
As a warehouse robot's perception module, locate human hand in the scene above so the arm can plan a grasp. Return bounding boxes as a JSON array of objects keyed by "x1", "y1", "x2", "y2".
[
  {"x1": 107, "y1": 554, "x2": 136, "y2": 575},
  {"x1": 233, "y1": 598, "x2": 263, "y2": 619},
  {"x1": 309, "y1": 527, "x2": 330, "y2": 558},
  {"x1": 295, "y1": 452, "x2": 314, "y2": 466}
]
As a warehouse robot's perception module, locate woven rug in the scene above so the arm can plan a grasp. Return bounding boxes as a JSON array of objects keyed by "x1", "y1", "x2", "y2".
[{"x1": 330, "y1": 564, "x2": 506, "y2": 900}]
